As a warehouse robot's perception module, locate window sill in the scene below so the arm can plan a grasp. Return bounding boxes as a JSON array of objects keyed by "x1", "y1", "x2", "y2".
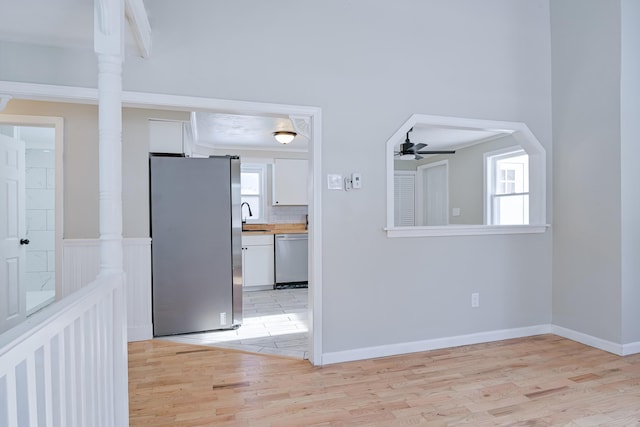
[{"x1": 385, "y1": 224, "x2": 549, "y2": 238}]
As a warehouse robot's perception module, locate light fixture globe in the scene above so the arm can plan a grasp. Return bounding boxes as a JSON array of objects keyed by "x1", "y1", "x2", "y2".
[{"x1": 273, "y1": 130, "x2": 297, "y2": 144}]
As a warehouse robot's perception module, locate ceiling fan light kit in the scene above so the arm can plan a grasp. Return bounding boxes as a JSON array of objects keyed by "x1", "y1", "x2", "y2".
[{"x1": 273, "y1": 130, "x2": 297, "y2": 144}]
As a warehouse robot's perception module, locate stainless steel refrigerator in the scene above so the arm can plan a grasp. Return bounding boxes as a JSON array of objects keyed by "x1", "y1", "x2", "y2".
[{"x1": 150, "y1": 154, "x2": 242, "y2": 336}]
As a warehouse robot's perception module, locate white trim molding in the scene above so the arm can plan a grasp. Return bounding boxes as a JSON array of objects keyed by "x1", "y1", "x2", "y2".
[
  {"x1": 124, "y1": 0, "x2": 152, "y2": 58},
  {"x1": 0, "y1": 79, "x2": 323, "y2": 364},
  {"x1": 551, "y1": 325, "x2": 640, "y2": 356},
  {"x1": 0, "y1": 95, "x2": 12, "y2": 112},
  {"x1": 322, "y1": 324, "x2": 640, "y2": 365},
  {"x1": 386, "y1": 114, "x2": 547, "y2": 238},
  {"x1": 622, "y1": 341, "x2": 640, "y2": 356},
  {"x1": 322, "y1": 325, "x2": 552, "y2": 365},
  {"x1": 386, "y1": 224, "x2": 549, "y2": 238}
]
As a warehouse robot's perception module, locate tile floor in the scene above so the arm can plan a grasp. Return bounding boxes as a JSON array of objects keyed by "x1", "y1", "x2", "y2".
[{"x1": 162, "y1": 288, "x2": 309, "y2": 359}]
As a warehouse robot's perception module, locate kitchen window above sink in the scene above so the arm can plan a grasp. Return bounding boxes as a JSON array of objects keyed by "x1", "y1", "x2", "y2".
[{"x1": 241, "y1": 163, "x2": 267, "y2": 223}]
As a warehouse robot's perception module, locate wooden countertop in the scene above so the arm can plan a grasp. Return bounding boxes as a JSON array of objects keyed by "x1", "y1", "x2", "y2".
[{"x1": 242, "y1": 223, "x2": 307, "y2": 236}]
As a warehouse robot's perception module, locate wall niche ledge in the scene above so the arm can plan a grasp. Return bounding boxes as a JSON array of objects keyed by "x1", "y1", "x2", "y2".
[{"x1": 385, "y1": 224, "x2": 549, "y2": 238}]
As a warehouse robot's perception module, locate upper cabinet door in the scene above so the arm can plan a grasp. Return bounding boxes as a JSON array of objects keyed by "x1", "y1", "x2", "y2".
[
  {"x1": 149, "y1": 119, "x2": 184, "y2": 154},
  {"x1": 272, "y1": 158, "x2": 308, "y2": 206}
]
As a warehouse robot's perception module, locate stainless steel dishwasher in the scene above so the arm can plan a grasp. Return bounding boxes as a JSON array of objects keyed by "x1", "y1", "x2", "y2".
[{"x1": 274, "y1": 233, "x2": 308, "y2": 288}]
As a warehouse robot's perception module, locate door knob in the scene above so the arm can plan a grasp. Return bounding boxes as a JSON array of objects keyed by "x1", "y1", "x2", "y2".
[{"x1": 20, "y1": 238, "x2": 30, "y2": 245}]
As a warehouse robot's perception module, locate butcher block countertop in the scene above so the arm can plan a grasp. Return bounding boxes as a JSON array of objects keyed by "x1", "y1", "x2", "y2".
[{"x1": 242, "y1": 223, "x2": 307, "y2": 236}]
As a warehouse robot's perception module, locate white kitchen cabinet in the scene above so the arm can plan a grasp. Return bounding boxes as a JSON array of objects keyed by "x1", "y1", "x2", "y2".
[
  {"x1": 242, "y1": 234, "x2": 274, "y2": 290},
  {"x1": 272, "y1": 158, "x2": 308, "y2": 205},
  {"x1": 149, "y1": 119, "x2": 184, "y2": 154}
]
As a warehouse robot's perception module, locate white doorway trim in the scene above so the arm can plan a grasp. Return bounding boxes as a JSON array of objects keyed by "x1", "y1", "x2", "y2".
[
  {"x1": 0, "y1": 114, "x2": 64, "y2": 304},
  {"x1": 0, "y1": 80, "x2": 324, "y2": 365}
]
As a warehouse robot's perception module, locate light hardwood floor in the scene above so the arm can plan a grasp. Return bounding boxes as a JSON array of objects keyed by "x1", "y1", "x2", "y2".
[{"x1": 129, "y1": 334, "x2": 640, "y2": 426}]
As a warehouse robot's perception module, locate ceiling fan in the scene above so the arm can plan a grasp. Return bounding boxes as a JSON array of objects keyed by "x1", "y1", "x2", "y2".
[{"x1": 395, "y1": 127, "x2": 456, "y2": 160}]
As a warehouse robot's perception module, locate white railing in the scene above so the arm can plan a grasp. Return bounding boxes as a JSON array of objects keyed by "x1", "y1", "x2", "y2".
[{"x1": 0, "y1": 273, "x2": 129, "y2": 427}]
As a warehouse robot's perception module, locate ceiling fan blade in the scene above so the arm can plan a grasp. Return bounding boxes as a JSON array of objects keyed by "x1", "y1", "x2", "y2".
[
  {"x1": 414, "y1": 154, "x2": 423, "y2": 160},
  {"x1": 414, "y1": 143, "x2": 427, "y2": 151}
]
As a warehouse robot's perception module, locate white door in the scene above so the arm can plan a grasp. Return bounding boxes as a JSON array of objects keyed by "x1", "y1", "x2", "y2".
[
  {"x1": 418, "y1": 162, "x2": 449, "y2": 226},
  {"x1": 0, "y1": 134, "x2": 27, "y2": 333}
]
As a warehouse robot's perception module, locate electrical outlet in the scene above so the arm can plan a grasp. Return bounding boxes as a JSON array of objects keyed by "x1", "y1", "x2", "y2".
[
  {"x1": 220, "y1": 312, "x2": 227, "y2": 325},
  {"x1": 471, "y1": 293, "x2": 480, "y2": 308}
]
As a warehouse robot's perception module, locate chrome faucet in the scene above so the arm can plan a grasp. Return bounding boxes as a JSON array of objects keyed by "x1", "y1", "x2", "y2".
[{"x1": 241, "y1": 202, "x2": 253, "y2": 224}]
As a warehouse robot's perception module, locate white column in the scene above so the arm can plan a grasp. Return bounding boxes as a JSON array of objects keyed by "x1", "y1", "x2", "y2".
[
  {"x1": 94, "y1": 1, "x2": 129, "y2": 425},
  {"x1": 97, "y1": 53, "x2": 124, "y2": 276}
]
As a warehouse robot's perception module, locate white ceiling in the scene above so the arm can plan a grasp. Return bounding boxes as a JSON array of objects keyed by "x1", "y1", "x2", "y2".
[
  {"x1": 0, "y1": 0, "x2": 138, "y2": 50},
  {"x1": 0, "y1": 1, "x2": 308, "y2": 152},
  {"x1": 406, "y1": 125, "x2": 508, "y2": 151},
  {"x1": 1, "y1": 1, "x2": 501, "y2": 155},
  {"x1": 191, "y1": 112, "x2": 309, "y2": 152},
  {"x1": 392, "y1": 124, "x2": 509, "y2": 162}
]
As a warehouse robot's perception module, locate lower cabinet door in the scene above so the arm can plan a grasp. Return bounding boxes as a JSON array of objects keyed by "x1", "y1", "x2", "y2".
[{"x1": 243, "y1": 244, "x2": 274, "y2": 288}]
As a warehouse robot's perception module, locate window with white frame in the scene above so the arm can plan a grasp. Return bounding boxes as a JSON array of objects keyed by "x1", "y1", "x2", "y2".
[
  {"x1": 240, "y1": 163, "x2": 267, "y2": 223},
  {"x1": 486, "y1": 149, "x2": 529, "y2": 225}
]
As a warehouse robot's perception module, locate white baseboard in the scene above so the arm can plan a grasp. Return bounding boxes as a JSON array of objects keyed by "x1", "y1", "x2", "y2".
[
  {"x1": 551, "y1": 325, "x2": 640, "y2": 356},
  {"x1": 321, "y1": 324, "x2": 552, "y2": 365},
  {"x1": 622, "y1": 341, "x2": 640, "y2": 356},
  {"x1": 127, "y1": 324, "x2": 154, "y2": 342},
  {"x1": 322, "y1": 324, "x2": 640, "y2": 365}
]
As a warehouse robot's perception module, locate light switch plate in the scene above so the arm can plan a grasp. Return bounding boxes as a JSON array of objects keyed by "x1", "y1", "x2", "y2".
[{"x1": 327, "y1": 174, "x2": 343, "y2": 190}]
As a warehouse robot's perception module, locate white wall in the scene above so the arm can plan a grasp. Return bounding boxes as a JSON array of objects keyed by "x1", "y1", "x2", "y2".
[
  {"x1": 1, "y1": 0, "x2": 554, "y2": 355},
  {"x1": 2, "y1": 101, "x2": 100, "y2": 238},
  {"x1": 0, "y1": 41, "x2": 97, "y2": 88},
  {"x1": 551, "y1": 0, "x2": 634, "y2": 345},
  {"x1": 620, "y1": 0, "x2": 640, "y2": 344}
]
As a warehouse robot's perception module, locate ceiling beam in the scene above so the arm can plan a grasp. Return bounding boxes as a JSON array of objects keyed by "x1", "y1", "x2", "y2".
[{"x1": 125, "y1": 0, "x2": 151, "y2": 58}]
